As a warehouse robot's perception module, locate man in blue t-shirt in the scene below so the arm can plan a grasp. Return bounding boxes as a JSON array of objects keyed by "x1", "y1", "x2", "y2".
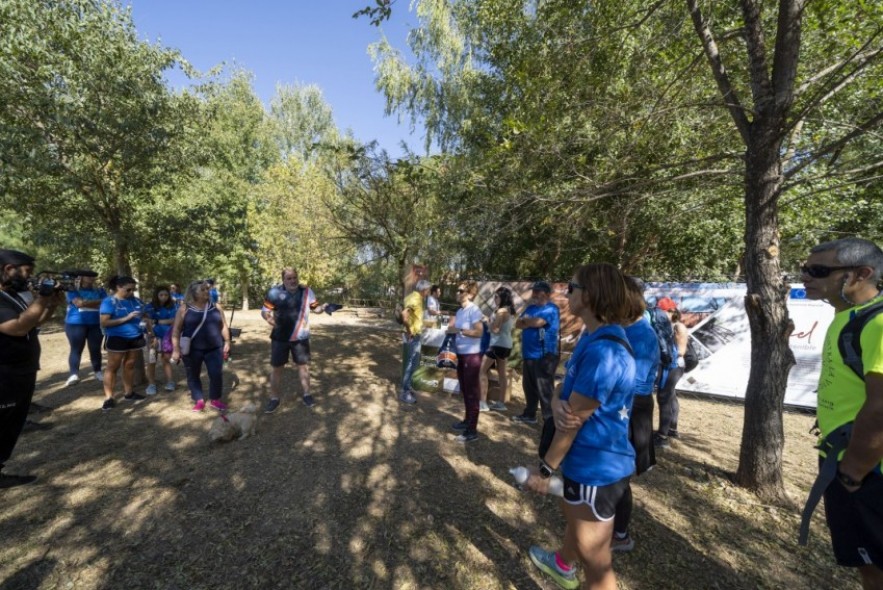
[{"x1": 512, "y1": 281, "x2": 560, "y2": 424}]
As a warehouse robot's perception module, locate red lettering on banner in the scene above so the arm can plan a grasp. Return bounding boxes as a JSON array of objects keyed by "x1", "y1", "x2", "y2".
[{"x1": 790, "y1": 321, "x2": 818, "y2": 344}]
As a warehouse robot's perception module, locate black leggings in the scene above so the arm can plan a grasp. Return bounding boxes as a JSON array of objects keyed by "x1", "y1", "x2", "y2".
[{"x1": 0, "y1": 371, "x2": 37, "y2": 468}]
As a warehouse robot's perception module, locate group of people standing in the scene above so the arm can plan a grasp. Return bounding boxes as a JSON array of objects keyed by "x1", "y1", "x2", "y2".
[
  {"x1": 397, "y1": 271, "x2": 696, "y2": 588},
  {"x1": 60, "y1": 274, "x2": 231, "y2": 412}
]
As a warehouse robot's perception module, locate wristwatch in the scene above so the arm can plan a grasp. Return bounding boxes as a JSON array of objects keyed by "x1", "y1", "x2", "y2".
[
  {"x1": 837, "y1": 469, "x2": 863, "y2": 488},
  {"x1": 538, "y1": 460, "x2": 554, "y2": 479}
]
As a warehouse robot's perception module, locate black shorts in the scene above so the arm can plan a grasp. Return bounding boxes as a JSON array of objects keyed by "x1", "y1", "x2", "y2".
[
  {"x1": 104, "y1": 335, "x2": 146, "y2": 353},
  {"x1": 630, "y1": 394, "x2": 656, "y2": 476},
  {"x1": 271, "y1": 339, "x2": 310, "y2": 367},
  {"x1": 823, "y1": 465, "x2": 883, "y2": 567},
  {"x1": 563, "y1": 474, "x2": 630, "y2": 521},
  {"x1": 485, "y1": 346, "x2": 512, "y2": 360}
]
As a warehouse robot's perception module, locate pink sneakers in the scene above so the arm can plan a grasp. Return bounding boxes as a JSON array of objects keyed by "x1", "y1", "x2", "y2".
[
  {"x1": 209, "y1": 399, "x2": 228, "y2": 412},
  {"x1": 192, "y1": 399, "x2": 206, "y2": 412}
]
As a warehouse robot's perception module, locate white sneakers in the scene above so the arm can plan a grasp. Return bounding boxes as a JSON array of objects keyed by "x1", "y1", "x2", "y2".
[
  {"x1": 65, "y1": 375, "x2": 80, "y2": 387},
  {"x1": 145, "y1": 384, "x2": 158, "y2": 395},
  {"x1": 93, "y1": 370, "x2": 104, "y2": 382}
]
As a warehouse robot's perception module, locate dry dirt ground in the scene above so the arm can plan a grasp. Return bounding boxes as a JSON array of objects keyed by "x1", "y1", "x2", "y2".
[{"x1": 0, "y1": 309, "x2": 859, "y2": 590}]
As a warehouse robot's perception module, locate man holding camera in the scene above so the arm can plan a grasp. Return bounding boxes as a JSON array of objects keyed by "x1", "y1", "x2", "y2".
[{"x1": 0, "y1": 249, "x2": 64, "y2": 489}]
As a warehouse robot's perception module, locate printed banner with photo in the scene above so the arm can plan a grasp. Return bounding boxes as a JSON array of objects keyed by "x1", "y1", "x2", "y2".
[{"x1": 645, "y1": 283, "x2": 832, "y2": 409}]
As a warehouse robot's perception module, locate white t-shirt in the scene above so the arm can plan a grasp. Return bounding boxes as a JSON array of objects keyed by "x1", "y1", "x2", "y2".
[
  {"x1": 454, "y1": 302, "x2": 484, "y2": 355},
  {"x1": 425, "y1": 295, "x2": 440, "y2": 319}
]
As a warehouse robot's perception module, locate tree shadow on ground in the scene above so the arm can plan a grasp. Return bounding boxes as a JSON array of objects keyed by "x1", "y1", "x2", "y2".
[{"x1": 0, "y1": 314, "x2": 855, "y2": 589}]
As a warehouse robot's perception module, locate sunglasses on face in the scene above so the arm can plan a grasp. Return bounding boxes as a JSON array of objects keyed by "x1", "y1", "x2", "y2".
[
  {"x1": 567, "y1": 281, "x2": 583, "y2": 295},
  {"x1": 457, "y1": 288, "x2": 466, "y2": 293},
  {"x1": 800, "y1": 264, "x2": 857, "y2": 279}
]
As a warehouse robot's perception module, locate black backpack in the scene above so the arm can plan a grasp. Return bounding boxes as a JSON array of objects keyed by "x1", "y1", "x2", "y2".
[
  {"x1": 838, "y1": 299, "x2": 883, "y2": 380},
  {"x1": 393, "y1": 301, "x2": 405, "y2": 325},
  {"x1": 683, "y1": 337, "x2": 700, "y2": 372}
]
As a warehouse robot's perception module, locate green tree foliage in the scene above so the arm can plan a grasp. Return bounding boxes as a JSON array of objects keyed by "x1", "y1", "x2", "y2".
[{"x1": 0, "y1": 0, "x2": 200, "y2": 274}]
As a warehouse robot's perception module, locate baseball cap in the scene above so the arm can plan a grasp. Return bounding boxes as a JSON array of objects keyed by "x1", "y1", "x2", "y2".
[
  {"x1": 531, "y1": 281, "x2": 551, "y2": 293},
  {"x1": 0, "y1": 249, "x2": 35, "y2": 267},
  {"x1": 656, "y1": 297, "x2": 678, "y2": 311}
]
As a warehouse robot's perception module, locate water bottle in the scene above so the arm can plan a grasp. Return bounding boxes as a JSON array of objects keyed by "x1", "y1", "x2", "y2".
[{"x1": 509, "y1": 466, "x2": 563, "y2": 497}]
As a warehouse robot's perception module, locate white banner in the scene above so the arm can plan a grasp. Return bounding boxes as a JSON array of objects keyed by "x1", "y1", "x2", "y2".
[{"x1": 645, "y1": 283, "x2": 833, "y2": 409}]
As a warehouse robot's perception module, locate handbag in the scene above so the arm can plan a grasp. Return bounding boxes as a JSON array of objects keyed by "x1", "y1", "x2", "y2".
[
  {"x1": 179, "y1": 305, "x2": 209, "y2": 356},
  {"x1": 436, "y1": 333, "x2": 458, "y2": 369}
]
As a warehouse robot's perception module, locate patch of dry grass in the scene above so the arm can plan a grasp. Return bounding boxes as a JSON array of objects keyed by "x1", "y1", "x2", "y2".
[{"x1": 0, "y1": 310, "x2": 854, "y2": 589}]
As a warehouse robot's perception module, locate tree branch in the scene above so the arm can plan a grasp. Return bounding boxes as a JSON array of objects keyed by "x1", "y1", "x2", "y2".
[{"x1": 686, "y1": 0, "x2": 751, "y2": 143}]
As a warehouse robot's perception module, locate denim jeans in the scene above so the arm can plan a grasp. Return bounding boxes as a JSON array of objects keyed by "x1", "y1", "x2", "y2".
[
  {"x1": 657, "y1": 367, "x2": 683, "y2": 435},
  {"x1": 65, "y1": 323, "x2": 103, "y2": 374},
  {"x1": 401, "y1": 335, "x2": 422, "y2": 394},
  {"x1": 183, "y1": 347, "x2": 223, "y2": 402}
]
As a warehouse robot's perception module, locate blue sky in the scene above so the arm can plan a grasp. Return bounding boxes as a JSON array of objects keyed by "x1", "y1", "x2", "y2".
[{"x1": 127, "y1": 1, "x2": 425, "y2": 156}]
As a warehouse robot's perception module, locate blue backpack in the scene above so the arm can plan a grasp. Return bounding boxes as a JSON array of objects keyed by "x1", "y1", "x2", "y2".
[{"x1": 647, "y1": 307, "x2": 676, "y2": 366}]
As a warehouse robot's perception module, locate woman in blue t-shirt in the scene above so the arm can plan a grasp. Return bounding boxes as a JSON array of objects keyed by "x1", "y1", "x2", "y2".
[
  {"x1": 524, "y1": 263, "x2": 641, "y2": 590},
  {"x1": 63, "y1": 271, "x2": 107, "y2": 386},
  {"x1": 99, "y1": 276, "x2": 147, "y2": 411},
  {"x1": 144, "y1": 286, "x2": 177, "y2": 395}
]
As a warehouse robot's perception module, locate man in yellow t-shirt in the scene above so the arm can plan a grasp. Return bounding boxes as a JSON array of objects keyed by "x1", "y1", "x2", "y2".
[
  {"x1": 400, "y1": 280, "x2": 431, "y2": 404},
  {"x1": 803, "y1": 237, "x2": 883, "y2": 589}
]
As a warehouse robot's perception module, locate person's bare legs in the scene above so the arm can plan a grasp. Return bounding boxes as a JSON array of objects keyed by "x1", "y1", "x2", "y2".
[
  {"x1": 103, "y1": 352, "x2": 123, "y2": 400},
  {"x1": 161, "y1": 353, "x2": 174, "y2": 384},
  {"x1": 559, "y1": 501, "x2": 617, "y2": 590},
  {"x1": 122, "y1": 350, "x2": 138, "y2": 394},
  {"x1": 496, "y1": 357, "x2": 509, "y2": 404},
  {"x1": 298, "y1": 363, "x2": 310, "y2": 395},
  {"x1": 479, "y1": 355, "x2": 494, "y2": 403},
  {"x1": 269, "y1": 365, "x2": 285, "y2": 399}
]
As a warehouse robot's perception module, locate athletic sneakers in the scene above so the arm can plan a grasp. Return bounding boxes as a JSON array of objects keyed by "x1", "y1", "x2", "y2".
[
  {"x1": 145, "y1": 384, "x2": 158, "y2": 395},
  {"x1": 0, "y1": 472, "x2": 37, "y2": 489},
  {"x1": 192, "y1": 399, "x2": 206, "y2": 412},
  {"x1": 101, "y1": 398, "x2": 116, "y2": 412},
  {"x1": 653, "y1": 433, "x2": 670, "y2": 448},
  {"x1": 528, "y1": 546, "x2": 579, "y2": 590},
  {"x1": 209, "y1": 399, "x2": 228, "y2": 412},
  {"x1": 164, "y1": 382, "x2": 176, "y2": 392},
  {"x1": 264, "y1": 398, "x2": 280, "y2": 414},
  {"x1": 65, "y1": 374, "x2": 80, "y2": 387},
  {"x1": 511, "y1": 414, "x2": 538, "y2": 424},
  {"x1": 123, "y1": 392, "x2": 146, "y2": 402},
  {"x1": 455, "y1": 431, "x2": 479, "y2": 443},
  {"x1": 302, "y1": 394, "x2": 315, "y2": 408},
  {"x1": 489, "y1": 401, "x2": 508, "y2": 411},
  {"x1": 479, "y1": 401, "x2": 490, "y2": 412},
  {"x1": 399, "y1": 392, "x2": 417, "y2": 405},
  {"x1": 451, "y1": 420, "x2": 469, "y2": 431},
  {"x1": 93, "y1": 370, "x2": 104, "y2": 382},
  {"x1": 611, "y1": 533, "x2": 635, "y2": 552}
]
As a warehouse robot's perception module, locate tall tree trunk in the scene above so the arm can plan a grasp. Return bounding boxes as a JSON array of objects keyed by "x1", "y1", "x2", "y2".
[
  {"x1": 240, "y1": 274, "x2": 250, "y2": 310},
  {"x1": 736, "y1": 128, "x2": 795, "y2": 503}
]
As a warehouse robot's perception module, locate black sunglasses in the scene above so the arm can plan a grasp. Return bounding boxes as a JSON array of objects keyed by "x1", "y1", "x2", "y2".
[
  {"x1": 567, "y1": 281, "x2": 583, "y2": 294},
  {"x1": 800, "y1": 264, "x2": 857, "y2": 279}
]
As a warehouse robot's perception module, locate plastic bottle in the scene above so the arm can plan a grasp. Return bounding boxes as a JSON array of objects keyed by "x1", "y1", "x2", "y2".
[{"x1": 509, "y1": 466, "x2": 563, "y2": 497}]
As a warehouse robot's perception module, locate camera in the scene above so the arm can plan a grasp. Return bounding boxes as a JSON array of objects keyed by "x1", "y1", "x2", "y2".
[{"x1": 28, "y1": 271, "x2": 77, "y2": 296}]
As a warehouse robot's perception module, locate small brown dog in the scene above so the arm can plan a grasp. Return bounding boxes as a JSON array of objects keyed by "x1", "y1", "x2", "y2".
[{"x1": 208, "y1": 402, "x2": 257, "y2": 442}]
